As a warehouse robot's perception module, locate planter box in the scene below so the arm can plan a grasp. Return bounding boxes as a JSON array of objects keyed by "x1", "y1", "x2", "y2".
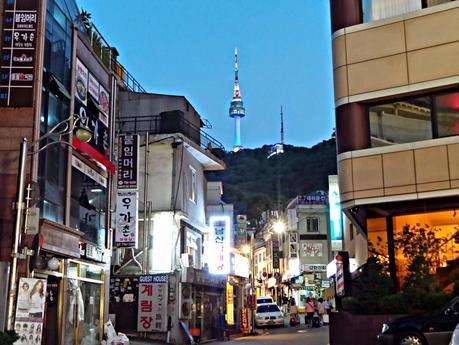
[{"x1": 329, "y1": 312, "x2": 405, "y2": 345}]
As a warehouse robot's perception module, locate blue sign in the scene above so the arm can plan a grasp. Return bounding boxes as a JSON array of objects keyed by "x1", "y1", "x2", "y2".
[{"x1": 139, "y1": 274, "x2": 168, "y2": 284}]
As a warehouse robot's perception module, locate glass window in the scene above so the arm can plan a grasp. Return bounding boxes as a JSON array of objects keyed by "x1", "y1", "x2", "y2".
[
  {"x1": 189, "y1": 166, "x2": 196, "y2": 203},
  {"x1": 70, "y1": 167, "x2": 106, "y2": 247},
  {"x1": 369, "y1": 97, "x2": 432, "y2": 147},
  {"x1": 306, "y1": 217, "x2": 319, "y2": 233},
  {"x1": 256, "y1": 304, "x2": 280, "y2": 313},
  {"x1": 362, "y1": 0, "x2": 422, "y2": 22},
  {"x1": 38, "y1": 91, "x2": 69, "y2": 223},
  {"x1": 435, "y1": 92, "x2": 459, "y2": 138}
]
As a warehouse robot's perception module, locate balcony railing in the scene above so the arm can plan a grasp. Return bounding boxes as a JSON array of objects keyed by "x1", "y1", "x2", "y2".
[{"x1": 116, "y1": 114, "x2": 225, "y2": 152}]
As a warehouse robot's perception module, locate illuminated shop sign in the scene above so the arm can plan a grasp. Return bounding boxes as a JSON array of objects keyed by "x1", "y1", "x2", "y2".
[
  {"x1": 115, "y1": 191, "x2": 138, "y2": 248},
  {"x1": 328, "y1": 175, "x2": 343, "y2": 251},
  {"x1": 209, "y1": 216, "x2": 230, "y2": 275},
  {"x1": 0, "y1": 0, "x2": 39, "y2": 107}
]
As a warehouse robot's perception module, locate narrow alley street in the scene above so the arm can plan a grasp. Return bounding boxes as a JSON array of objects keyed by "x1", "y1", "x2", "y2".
[{"x1": 212, "y1": 325, "x2": 329, "y2": 345}]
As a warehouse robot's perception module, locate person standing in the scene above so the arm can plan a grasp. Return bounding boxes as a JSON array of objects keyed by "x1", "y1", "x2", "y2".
[
  {"x1": 317, "y1": 298, "x2": 325, "y2": 323},
  {"x1": 305, "y1": 297, "x2": 315, "y2": 326}
]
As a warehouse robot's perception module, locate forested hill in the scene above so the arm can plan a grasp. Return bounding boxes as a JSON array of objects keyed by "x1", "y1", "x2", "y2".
[{"x1": 206, "y1": 138, "x2": 337, "y2": 221}]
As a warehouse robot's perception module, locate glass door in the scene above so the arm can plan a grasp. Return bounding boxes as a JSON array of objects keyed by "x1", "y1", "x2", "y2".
[{"x1": 64, "y1": 261, "x2": 104, "y2": 345}]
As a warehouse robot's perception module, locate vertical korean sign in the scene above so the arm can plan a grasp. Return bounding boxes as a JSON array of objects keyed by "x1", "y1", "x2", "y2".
[
  {"x1": 115, "y1": 191, "x2": 138, "y2": 248},
  {"x1": 209, "y1": 216, "x2": 230, "y2": 275},
  {"x1": 14, "y1": 278, "x2": 47, "y2": 345},
  {"x1": 137, "y1": 274, "x2": 168, "y2": 332},
  {"x1": 226, "y1": 281, "x2": 234, "y2": 326},
  {"x1": 328, "y1": 175, "x2": 343, "y2": 251},
  {"x1": 117, "y1": 134, "x2": 139, "y2": 190},
  {"x1": 1, "y1": 0, "x2": 39, "y2": 107}
]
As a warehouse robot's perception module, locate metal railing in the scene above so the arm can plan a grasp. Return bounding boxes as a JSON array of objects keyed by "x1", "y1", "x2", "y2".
[
  {"x1": 117, "y1": 114, "x2": 225, "y2": 151},
  {"x1": 82, "y1": 22, "x2": 146, "y2": 93}
]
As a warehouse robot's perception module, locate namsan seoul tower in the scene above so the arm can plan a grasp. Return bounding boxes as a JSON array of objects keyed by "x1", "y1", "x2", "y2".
[{"x1": 229, "y1": 48, "x2": 246, "y2": 152}]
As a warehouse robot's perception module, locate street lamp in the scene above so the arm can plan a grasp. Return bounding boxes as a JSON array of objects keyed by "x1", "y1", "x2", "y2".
[
  {"x1": 273, "y1": 220, "x2": 286, "y2": 234},
  {"x1": 6, "y1": 114, "x2": 92, "y2": 331}
]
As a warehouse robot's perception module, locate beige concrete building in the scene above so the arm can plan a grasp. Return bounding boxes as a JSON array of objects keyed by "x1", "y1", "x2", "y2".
[{"x1": 330, "y1": 0, "x2": 458, "y2": 289}]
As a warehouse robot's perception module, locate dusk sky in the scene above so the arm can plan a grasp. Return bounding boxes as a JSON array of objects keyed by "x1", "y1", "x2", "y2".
[{"x1": 77, "y1": 0, "x2": 335, "y2": 150}]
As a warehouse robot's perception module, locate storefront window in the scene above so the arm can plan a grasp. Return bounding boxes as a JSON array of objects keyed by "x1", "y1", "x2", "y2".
[
  {"x1": 393, "y1": 210, "x2": 459, "y2": 283},
  {"x1": 367, "y1": 217, "x2": 388, "y2": 262},
  {"x1": 70, "y1": 166, "x2": 106, "y2": 247}
]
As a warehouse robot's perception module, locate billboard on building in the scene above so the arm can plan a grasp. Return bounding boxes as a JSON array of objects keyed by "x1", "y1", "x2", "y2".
[
  {"x1": 328, "y1": 175, "x2": 343, "y2": 251},
  {"x1": 137, "y1": 274, "x2": 168, "y2": 332},
  {"x1": 208, "y1": 216, "x2": 231, "y2": 275},
  {"x1": 115, "y1": 191, "x2": 138, "y2": 248},
  {"x1": 14, "y1": 278, "x2": 47, "y2": 345}
]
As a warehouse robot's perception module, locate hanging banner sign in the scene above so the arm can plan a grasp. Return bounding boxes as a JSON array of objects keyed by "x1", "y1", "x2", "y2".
[
  {"x1": 117, "y1": 134, "x2": 139, "y2": 190},
  {"x1": 137, "y1": 274, "x2": 168, "y2": 332},
  {"x1": 0, "y1": 0, "x2": 39, "y2": 107},
  {"x1": 115, "y1": 191, "x2": 138, "y2": 248},
  {"x1": 209, "y1": 216, "x2": 230, "y2": 275},
  {"x1": 14, "y1": 278, "x2": 47, "y2": 345}
]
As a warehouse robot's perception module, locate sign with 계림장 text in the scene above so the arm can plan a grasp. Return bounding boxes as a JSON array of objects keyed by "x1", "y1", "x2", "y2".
[
  {"x1": 115, "y1": 191, "x2": 138, "y2": 248},
  {"x1": 137, "y1": 274, "x2": 168, "y2": 332}
]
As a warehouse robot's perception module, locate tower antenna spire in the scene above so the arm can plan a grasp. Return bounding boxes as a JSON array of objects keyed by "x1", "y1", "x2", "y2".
[{"x1": 280, "y1": 105, "x2": 284, "y2": 146}]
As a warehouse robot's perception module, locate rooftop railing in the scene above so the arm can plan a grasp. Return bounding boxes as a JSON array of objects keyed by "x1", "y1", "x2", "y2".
[
  {"x1": 117, "y1": 114, "x2": 225, "y2": 152},
  {"x1": 82, "y1": 22, "x2": 146, "y2": 93}
]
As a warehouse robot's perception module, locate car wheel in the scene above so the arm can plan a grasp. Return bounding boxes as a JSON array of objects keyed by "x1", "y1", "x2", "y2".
[{"x1": 398, "y1": 332, "x2": 425, "y2": 345}]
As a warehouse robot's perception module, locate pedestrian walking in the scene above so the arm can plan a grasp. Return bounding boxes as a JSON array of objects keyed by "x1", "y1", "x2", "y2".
[
  {"x1": 305, "y1": 297, "x2": 315, "y2": 326},
  {"x1": 317, "y1": 298, "x2": 325, "y2": 324}
]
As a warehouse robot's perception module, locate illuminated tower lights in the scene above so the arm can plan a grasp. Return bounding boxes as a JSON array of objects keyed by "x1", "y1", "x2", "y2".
[{"x1": 229, "y1": 48, "x2": 246, "y2": 152}]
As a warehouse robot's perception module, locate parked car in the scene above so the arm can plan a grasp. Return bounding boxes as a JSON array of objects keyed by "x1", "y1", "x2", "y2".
[
  {"x1": 377, "y1": 296, "x2": 459, "y2": 345},
  {"x1": 255, "y1": 303, "x2": 285, "y2": 327},
  {"x1": 257, "y1": 296, "x2": 274, "y2": 305},
  {"x1": 450, "y1": 323, "x2": 459, "y2": 345}
]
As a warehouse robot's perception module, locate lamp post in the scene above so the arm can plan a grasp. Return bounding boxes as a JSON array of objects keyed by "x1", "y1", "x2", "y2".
[{"x1": 6, "y1": 114, "x2": 92, "y2": 331}]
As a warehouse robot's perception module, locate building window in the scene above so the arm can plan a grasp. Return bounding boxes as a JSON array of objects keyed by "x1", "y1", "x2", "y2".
[
  {"x1": 70, "y1": 165, "x2": 107, "y2": 247},
  {"x1": 189, "y1": 166, "x2": 196, "y2": 203},
  {"x1": 369, "y1": 90, "x2": 459, "y2": 147},
  {"x1": 306, "y1": 217, "x2": 319, "y2": 233},
  {"x1": 362, "y1": 0, "x2": 422, "y2": 22}
]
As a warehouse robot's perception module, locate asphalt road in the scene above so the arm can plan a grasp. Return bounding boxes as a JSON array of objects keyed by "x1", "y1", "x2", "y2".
[{"x1": 211, "y1": 324, "x2": 330, "y2": 345}]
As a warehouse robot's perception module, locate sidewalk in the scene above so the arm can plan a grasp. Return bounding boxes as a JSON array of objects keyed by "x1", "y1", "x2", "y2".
[{"x1": 128, "y1": 332, "x2": 244, "y2": 345}]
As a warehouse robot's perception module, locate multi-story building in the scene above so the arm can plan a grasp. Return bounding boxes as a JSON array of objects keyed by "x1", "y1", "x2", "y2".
[
  {"x1": 285, "y1": 192, "x2": 331, "y2": 310},
  {"x1": 111, "y1": 92, "x2": 227, "y2": 343},
  {"x1": 330, "y1": 0, "x2": 459, "y2": 288},
  {"x1": 0, "y1": 0, "x2": 142, "y2": 343}
]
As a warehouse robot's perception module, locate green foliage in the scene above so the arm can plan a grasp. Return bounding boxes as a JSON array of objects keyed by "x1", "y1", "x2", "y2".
[
  {"x1": 206, "y1": 139, "x2": 337, "y2": 222},
  {"x1": 378, "y1": 294, "x2": 409, "y2": 314},
  {"x1": 0, "y1": 331, "x2": 19, "y2": 345},
  {"x1": 342, "y1": 257, "x2": 395, "y2": 314}
]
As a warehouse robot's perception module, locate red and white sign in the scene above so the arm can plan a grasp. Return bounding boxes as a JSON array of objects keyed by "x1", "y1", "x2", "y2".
[
  {"x1": 88, "y1": 73, "x2": 100, "y2": 101},
  {"x1": 137, "y1": 275, "x2": 168, "y2": 332},
  {"x1": 335, "y1": 255, "x2": 345, "y2": 297},
  {"x1": 75, "y1": 58, "x2": 88, "y2": 105}
]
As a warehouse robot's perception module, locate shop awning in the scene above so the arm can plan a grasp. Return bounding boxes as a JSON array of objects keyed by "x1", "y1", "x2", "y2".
[{"x1": 72, "y1": 137, "x2": 116, "y2": 175}]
